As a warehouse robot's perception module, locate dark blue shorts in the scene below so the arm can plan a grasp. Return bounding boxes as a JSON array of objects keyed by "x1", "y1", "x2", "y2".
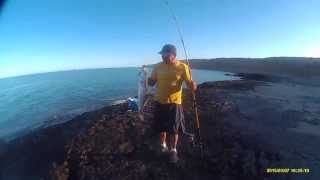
[{"x1": 154, "y1": 101, "x2": 185, "y2": 134}]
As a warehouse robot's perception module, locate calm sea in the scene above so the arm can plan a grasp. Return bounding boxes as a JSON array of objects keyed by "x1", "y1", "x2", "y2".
[{"x1": 0, "y1": 67, "x2": 238, "y2": 141}]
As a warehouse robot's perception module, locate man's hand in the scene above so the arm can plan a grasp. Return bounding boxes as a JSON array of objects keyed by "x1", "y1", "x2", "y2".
[
  {"x1": 189, "y1": 80, "x2": 197, "y2": 91},
  {"x1": 148, "y1": 77, "x2": 156, "y2": 86}
]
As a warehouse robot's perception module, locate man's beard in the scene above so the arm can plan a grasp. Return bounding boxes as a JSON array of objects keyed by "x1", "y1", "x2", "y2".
[{"x1": 164, "y1": 58, "x2": 175, "y2": 64}]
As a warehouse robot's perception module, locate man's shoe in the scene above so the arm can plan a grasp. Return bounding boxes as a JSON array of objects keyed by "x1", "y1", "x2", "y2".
[
  {"x1": 169, "y1": 149, "x2": 179, "y2": 163},
  {"x1": 161, "y1": 144, "x2": 168, "y2": 153}
]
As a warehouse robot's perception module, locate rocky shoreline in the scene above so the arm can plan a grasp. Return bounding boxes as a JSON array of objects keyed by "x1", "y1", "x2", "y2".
[{"x1": 1, "y1": 73, "x2": 318, "y2": 180}]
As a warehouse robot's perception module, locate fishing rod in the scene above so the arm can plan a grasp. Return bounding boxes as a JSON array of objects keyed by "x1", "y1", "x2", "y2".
[{"x1": 163, "y1": 0, "x2": 204, "y2": 156}]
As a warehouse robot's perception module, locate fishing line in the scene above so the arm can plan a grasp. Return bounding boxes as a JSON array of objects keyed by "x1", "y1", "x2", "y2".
[{"x1": 163, "y1": 0, "x2": 189, "y2": 67}]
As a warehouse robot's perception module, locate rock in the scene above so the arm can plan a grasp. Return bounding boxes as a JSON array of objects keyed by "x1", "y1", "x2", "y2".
[
  {"x1": 1, "y1": 80, "x2": 283, "y2": 180},
  {"x1": 118, "y1": 142, "x2": 134, "y2": 154}
]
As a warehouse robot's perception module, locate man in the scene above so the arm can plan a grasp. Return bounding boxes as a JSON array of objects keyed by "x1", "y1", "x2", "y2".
[{"x1": 148, "y1": 44, "x2": 197, "y2": 163}]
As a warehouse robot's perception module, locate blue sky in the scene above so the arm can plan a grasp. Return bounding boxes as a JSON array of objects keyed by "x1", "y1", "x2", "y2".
[{"x1": 0, "y1": 0, "x2": 319, "y2": 78}]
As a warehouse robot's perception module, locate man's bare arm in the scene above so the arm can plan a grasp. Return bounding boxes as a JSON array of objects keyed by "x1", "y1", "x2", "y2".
[
  {"x1": 186, "y1": 80, "x2": 197, "y2": 91},
  {"x1": 183, "y1": 64, "x2": 197, "y2": 91}
]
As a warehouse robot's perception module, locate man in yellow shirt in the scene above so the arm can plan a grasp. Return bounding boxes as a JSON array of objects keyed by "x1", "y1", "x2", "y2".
[{"x1": 148, "y1": 44, "x2": 197, "y2": 163}]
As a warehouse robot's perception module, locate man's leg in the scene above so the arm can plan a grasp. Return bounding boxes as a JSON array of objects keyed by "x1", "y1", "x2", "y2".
[
  {"x1": 168, "y1": 133, "x2": 179, "y2": 163},
  {"x1": 169, "y1": 133, "x2": 178, "y2": 151},
  {"x1": 160, "y1": 132, "x2": 168, "y2": 152},
  {"x1": 168, "y1": 103, "x2": 183, "y2": 163},
  {"x1": 160, "y1": 131, "x2": 167, "y2": 145}
]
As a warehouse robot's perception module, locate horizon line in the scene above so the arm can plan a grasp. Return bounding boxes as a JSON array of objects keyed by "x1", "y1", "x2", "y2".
[
  {"x1": 0, "y1": 65, "x2": 141, "y2": 80},
  {"x1": 1, "y1": 56, "x2": 319, "y2": 80}
]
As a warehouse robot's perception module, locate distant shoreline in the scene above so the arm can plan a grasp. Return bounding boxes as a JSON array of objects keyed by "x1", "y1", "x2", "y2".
[
  {"x1": 187, "y1": 57, "x2": 320, "y2": 86},
  {"x1": 188, "y1": 57, "x2": 320, "y2": 77},
  {"x1": 0, "y1": 66, "x2": 141, "y2": 80}
]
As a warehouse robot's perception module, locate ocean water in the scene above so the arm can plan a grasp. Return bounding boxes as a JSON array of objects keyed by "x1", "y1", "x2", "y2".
[{"x1": 0, "y1": 67, "x2": 238, "y2": 141}]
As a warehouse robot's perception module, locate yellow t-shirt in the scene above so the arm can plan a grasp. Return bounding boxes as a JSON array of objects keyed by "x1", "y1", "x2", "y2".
[{"x1": 151, "y1": 60, "x2": 191, "y2": 104}]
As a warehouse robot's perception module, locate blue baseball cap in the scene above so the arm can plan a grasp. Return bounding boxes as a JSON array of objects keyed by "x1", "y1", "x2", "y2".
[{"x1": 158, "y1": 44, "x2": 177, "y2": 55}]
